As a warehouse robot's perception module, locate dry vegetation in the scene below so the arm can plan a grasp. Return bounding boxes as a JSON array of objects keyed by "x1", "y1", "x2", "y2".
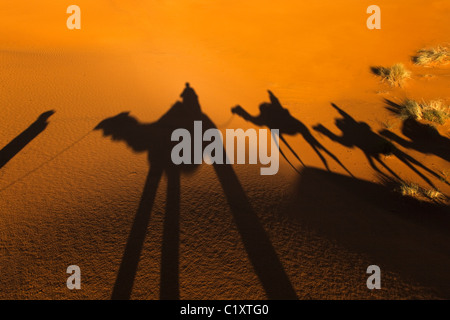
[
  {"x1": 372, "y1": 63, "x2": 411, "y2": 87},
  {"x1": 380, "y1": 119, "x2": 396, "y2": 130},
  {"x1": 399, "y1": 182, "x2": 421, "y2": 197},
  {"x1": 399, "y1": 181, "x2": 446, "y2": 202},
  {"x1": 396, "y1": 99, "x2": 450, "y2": 125},
  {"x1": 413, "y1": 46, "x2": 450, "y2": 67}
]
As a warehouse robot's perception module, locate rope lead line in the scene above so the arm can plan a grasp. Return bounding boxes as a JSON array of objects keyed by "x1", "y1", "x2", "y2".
[
  {"x1": 0, "y1": 131, "x2": 93, "y2": 193},
  {"x1": 0, "y1": 113, "x2": 236, "y2": 193},
  {"x1": 214, "y1": 113, "x2": 235, "y2": 128}
]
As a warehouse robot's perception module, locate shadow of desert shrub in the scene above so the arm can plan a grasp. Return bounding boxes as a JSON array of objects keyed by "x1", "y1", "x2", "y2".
[
  {"x1": 371, "y1": 63, "x2": 411, "y2": 87},
  {"x1": 413, "y1": 46, "x2": 450, "y2": 67}
]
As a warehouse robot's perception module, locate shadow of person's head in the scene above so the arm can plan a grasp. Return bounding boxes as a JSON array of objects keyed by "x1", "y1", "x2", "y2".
[{"x1": 37, "y1": 110, "x2": 55, "y2": 122}]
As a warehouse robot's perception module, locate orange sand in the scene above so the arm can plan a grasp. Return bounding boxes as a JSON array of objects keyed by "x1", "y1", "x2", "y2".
[{"x1": 0, "y1": 0, "x2": 449, "y2": 299}]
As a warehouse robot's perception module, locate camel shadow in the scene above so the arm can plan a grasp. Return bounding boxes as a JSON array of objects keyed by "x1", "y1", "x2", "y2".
[
  {"x1": 313, "y1": 103, "x2": 445, "y2": 188},
  {"x1": 380, "y1": 99, "x2": 450, "y2": 163},
  {"x1": 0, "y1": 110, "x2": 55, "y2": 169},
  {"x1": 231, "y1": 91, "x2": 352, "y2": 176},
  {"x1": 95, "y1": 84, "x2": 297, "y2": 300},
  {"x1": 283, "y1": 167, "x2": 450, "y2": 297}
]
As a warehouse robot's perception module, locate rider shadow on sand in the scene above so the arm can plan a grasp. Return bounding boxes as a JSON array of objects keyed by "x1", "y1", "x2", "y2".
[
  {"x1": 231, "y1": 91, "x2": 353, "y2": 176},
  {"x1": 95, "y1": 83, "x2": 297, "y2": 300},
  {"x1": 313, "y1": 103, "x2": 446, "y2": 189},
  {"x1": 380, "y1": 99, "x2": 450, "y2": 163}
]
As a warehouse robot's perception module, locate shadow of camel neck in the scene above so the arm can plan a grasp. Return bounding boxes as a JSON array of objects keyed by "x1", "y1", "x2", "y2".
[
  {"x1": 0, "y1": 111, "x2": 54, "y2": 169},
  {"x1": 99, "y1": 84, "x2": 298, "y2": 300}
]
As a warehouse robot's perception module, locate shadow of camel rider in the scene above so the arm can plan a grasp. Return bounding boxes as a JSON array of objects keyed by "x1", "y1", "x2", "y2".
[{"x1": 231, "y1": 91, "x2": 352, "y2": 176}]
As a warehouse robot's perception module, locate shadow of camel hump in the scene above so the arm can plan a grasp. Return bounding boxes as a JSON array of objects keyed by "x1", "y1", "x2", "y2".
[
  {"x1": 95, "y1": 83, "x2": 297, "y2": 300},
  {"x1": 231, "y1": 91, "x2": 352, "y2": 176},
  {"x1": 0, "y1": 110, "x2": 55, "y2": 169},
  {"x1": 313, "y1": 103, "x2": 446, "y2": 188}
]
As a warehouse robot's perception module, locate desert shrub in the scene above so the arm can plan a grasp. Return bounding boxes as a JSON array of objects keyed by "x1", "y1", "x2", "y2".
[
  {"x1": 372, "y1": 63, "x2": 411, "y2": 87},
  {"x1": 413, "y1": 46, "x2": 450, "y2": 66},
  {"x1": 396, "y1": 99, "x2": 449, "y2": 124},
  {"x1": 399, "y1": 99, "x2": 422, "y2": 120},
  {"x1": 399, "y1": 182, "x2": 420, "y2": 197},
  {"x1": 396, "y1": 181, "x2": 446, "y2": 202},
  {"x1": 421, "y1": 100, "x2": 450, "y2": 125},
  {"x1": 400, "y1": 182, "x2": 420, "y2": 198},
  {"x1": 423, "y1": 189, "x2": 445, "y2": 201}
]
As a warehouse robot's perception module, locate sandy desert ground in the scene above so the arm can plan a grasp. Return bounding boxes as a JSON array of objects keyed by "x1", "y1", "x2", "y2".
[{"x1": 1, "y1": 0, "x2": 449, "y2": 299}]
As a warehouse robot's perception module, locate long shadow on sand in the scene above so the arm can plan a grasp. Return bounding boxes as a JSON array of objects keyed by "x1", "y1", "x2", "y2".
[
  {"x1": 380, "y1": 99, "x2": 450, "y2": 163},
  {"x1": 313, "y1": 103, "x2": 446, "y2": 188},
  {"x1": 95, "y1": 84, "x2": 297, "y2": 300},
  {"x1": 0, "y1": 110, "x2": 55, "y2": 169},
  {"x1": 231, "y1": 91, "x2": 352, "y2": 176},
  {"x1": 283, "y1": 167, "x2": 450, "y2": 297}
]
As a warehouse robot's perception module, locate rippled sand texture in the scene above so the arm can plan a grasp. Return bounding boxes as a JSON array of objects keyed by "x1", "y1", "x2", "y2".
[{"x1": 1, "y1": 1, "x2": 449, "y2": 299}]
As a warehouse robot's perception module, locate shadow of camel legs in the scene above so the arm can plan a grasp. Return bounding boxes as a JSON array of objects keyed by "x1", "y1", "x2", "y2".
[
  {"x1": 231, "y1": 92, "x2": 352, "y2": 176},
  {"x1": 160, "y1": 168, "x2": 181, "y2": 300},
  {"x1": 111, "y1": 166, "x2": 182, "y2": 300},
  {"x1": 212, "y1": 162, "x2": 298, "y2": 299},
  {"x1": 314, "y1": 103, "x2": 446, "y2": 188},
  {"x1": 201, "y1": 115, "x2": 298, "y2": 300},
  {"x1": 285, "y1": 167, "x2": 450, "y2": 297},
  {"x1": 111, "y1": 165, "x2": 163, "y2": 300},
  {"x1": 100, "y1": 84, "x2": 297, "y2": 300}
]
